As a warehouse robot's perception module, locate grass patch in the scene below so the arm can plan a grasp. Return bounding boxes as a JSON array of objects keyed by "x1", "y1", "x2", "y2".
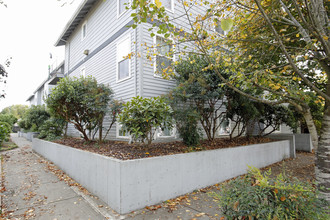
[{"x1": 0, "y1": 140, "x2": 18, "y2": 152}]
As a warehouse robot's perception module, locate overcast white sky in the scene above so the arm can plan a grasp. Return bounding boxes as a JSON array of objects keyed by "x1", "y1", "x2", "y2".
[{"x1": 0, "y1": 0, "x2": 82, "y2": 110}]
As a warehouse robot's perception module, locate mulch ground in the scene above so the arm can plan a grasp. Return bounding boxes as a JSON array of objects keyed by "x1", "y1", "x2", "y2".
[
  {"x1": 261, "y1": 151, "x2": 315, "y2": 183},
  {"x1": 53, "y1": 136, "x2": 273, "y2": 160}
]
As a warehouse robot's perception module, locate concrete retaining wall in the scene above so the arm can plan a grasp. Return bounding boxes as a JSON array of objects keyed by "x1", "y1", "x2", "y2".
[
  {"x1": 33, "y1": 138, "x2": 290, "y2": 214},
  {"x1": 268, "y1": 134, "x2": 296, "y2": 158},
  {"x1": 294, "y1": 134, "x2": 313, "y2": 152},
  {"x1": 18, "y1": 131, "x2": 39, "y2": 142}
]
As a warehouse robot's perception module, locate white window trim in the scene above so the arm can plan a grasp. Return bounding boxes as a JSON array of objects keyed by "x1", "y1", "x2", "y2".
[
  {"x1": 80, "y1": 66, "x2": 86, "y2": 77},
  {"x1": 274, "y1": 124, "x2": 282, "y2": 133},
  {"x1": 153, "y1": 34, "x2": 175, "y2": 78},
  {"x1": 81, "y1": 21, "x2": 87, "y2": 41},
  {"x1": 116, "y1": 122, "x2": 130, "y2": 139},
  {"x1": 156, "y1": 125, "x2": 177, "y2": 139},
  {"x1": 116, "y1": 34, "x2": 131, "y2": 83},
  {"x1": 218, "y1": 117, "x2": 231, "y2": 136},
  {"x1": 117, "y1": 0, "x2": 131, "y2": 18},
  {"x1": 153, "y1": 0, "x2": 174, "y2": 13}
]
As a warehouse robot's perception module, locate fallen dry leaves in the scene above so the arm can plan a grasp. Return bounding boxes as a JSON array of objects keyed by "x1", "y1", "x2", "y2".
[{"x1": 38, "y1": 158, "x2": 91, "y2": 195}]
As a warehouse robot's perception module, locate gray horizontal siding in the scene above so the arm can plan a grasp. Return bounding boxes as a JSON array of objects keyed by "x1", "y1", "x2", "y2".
[{"x1": 65, "y1": 0, "x2": 134, "y2": 72}]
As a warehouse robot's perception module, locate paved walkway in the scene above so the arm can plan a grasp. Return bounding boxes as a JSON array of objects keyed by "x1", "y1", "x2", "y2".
[{"x1": 1, "y1": 134, "x2": 222, "y2": 219}]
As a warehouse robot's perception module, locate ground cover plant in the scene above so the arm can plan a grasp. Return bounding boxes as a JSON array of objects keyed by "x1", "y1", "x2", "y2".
[
  {"x1": 38, "y1": 117, "x2": 66, "y2": 141},
  {"x1": 211, "y1": 167, "x2": 329, "y2": 219},
  {"x1": 53, "y1": 136, "x2": 273, "y2": 160},
  {"x1": 0, "y1": 139, "x2": 18, "y2": 152}
]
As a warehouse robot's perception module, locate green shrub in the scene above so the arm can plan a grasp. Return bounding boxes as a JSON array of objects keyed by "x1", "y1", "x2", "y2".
[
  {"x1": 169, "y1": 101, "x2": 201, "y2": 146},
  {"x1": 0, "y1": 114, "x2": 17, "y2": 127},
  {"x1": 119, "y1": 96, "x2": 173, "y2": 145},
  {"x1": 46, "y1": 76, "x2": 113, "y2": 141},
  {"x1": 18, "y1": 118, "x2": 31, "y2": 131},
  {"x1": 38, "y1": 118, "x2": 66, "y2": 141},
  {"x1": 172, "y1": 55, "x2": 228, "y2": 141},
  {"x1": 19, "y1": 105, "x2": 50, "y2": 132},
  {"x1": 211, "y1": 167, "x2": 329, "y2": 219},
  {"x1": 0, "y1": 121, "x2": 11, "y2": 145}
]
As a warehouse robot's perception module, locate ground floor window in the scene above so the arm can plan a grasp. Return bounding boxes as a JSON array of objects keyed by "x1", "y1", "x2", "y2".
[
  {"x1": 218, "y1": 117, "x2": 231, "y2": 135},
  {"x1": 116, "y1": 123, "x2": 130, "y2": 138},
  {"x1": 157, "y1": 126, "x2": 176, "y2": 138}
]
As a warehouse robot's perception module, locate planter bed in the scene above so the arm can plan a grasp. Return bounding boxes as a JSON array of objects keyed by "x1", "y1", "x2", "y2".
[
  {"x1": 53, "y1": 137, "x2": 274, "y2": 160},
  {"x1": 32, "y1": 138, "x2": 290, "y2": 214}
]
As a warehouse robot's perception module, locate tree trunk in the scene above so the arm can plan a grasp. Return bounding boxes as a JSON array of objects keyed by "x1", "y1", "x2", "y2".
[
  {"x1": 64, "y1": 122, "x2": 68, "y2": 137},
  {"x1": 316, "y1": 106, "x2": 330, "y2": 202},
  {"x1": 98, "y1": 116, "x2": 104, "y2": 143},
  {"x1": 302, "y1": 109, "x2": 319, "y2": 151}
]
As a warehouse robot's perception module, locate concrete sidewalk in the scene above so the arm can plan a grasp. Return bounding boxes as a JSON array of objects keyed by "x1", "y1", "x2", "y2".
[{"x1": 1, "y1": 134, "x2": 222, "y2": 219}]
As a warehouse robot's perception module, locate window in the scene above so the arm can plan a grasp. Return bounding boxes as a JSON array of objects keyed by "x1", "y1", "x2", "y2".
[
  {"x1": 117, "y1": 35, "x2": 131, "y2": 81},
  {"x1": 214, "y1": 21, "x2": 224, "y2": 35},
  {"x1": 116, "y1": 123, "x2": 130, "y2": 138},
  {"x1": 81, "y1": 67, "x2": 86, "y2": 77},
  {"x1": 81, "y1": 21, "x2": 87, "y2": 40},
  {"x1": 219, "y1": 117, "x2": 231, "y2": 135},
  {"x1": 157, "y1": 0, "x2": 174, "y2": 11},
  {"x1": 154, "y1": 36, "x2": 173, "y2": 76},
  {"x1": 274, "y1": 124, "x2": 281, "y2": 133},
  {"x1": 157, "y1": 126, "x2": 176, "y2": 138},
  {"x1": 118, "y1": 0, "x2": 130, "y2": 17}
]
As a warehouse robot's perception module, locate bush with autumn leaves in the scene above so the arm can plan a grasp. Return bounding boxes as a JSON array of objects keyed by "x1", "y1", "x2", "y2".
[{"x1": 211, "y1": 167, "x2": 329, "y2": 219}]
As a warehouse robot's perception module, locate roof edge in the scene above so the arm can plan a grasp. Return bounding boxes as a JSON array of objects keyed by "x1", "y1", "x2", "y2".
[{"x1": 54, "y1": 0, "x2": 97, "y2": 47}]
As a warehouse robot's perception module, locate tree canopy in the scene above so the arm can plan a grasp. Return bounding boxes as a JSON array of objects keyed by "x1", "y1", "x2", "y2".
[
  {"x1": 1, "y1": 104, "x2": 29, "y2": 119},
  {"x1": 128, "y1": 0, "x2": 329, "y2": 200}
]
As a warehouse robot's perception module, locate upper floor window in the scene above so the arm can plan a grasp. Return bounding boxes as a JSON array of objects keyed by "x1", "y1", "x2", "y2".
[
  {"x1": 214, "y1": 21, "x2": 224, "y2": 35},
  {"x1": 158, "y1": 0, "x2": 174, "y2": 11},
  {"x1": 117, "y1": 35, "x2": 131, "y2": 81},
  {"x1": 81, "y1": 21, "x2": 87, "y2": 41},
  {"x1": 154, "y1": 35, "x2": 173, "y2": 76},
  {"x1": 118, "y1": 0, "x2": 130, "y2": 17}
]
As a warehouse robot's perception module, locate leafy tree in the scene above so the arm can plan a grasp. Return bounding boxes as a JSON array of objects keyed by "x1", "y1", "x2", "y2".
[
  {"x1": 19, "y1": 105, "x2": 50, "y2": 132},
  {"x1": 1, "y1": 104, "x2": 29, "y2": 119},
  {"x1": 172, "y1": 55, "x2": 227, "y2": 141},
  {"x1": 128, "y1": 0, "x2": 330, "y2": 200},
  {"x1": 0, "y1": 64, "x2": 7, "y2": 99},
  {"x1": 225, "y1": 91, "x2": 260, "y2": 139},
  {"x1": 0, "y1": 58, "x2": 11, "y2": 99},
  {"x1": 226, "y1": 91, "x2": 297, "y2": 138},
  {"x1": 119, "y1": 96, "x2": 173, "y2": 145},
  {"x1": 256, "y1": 104, "x2": 297, "y2": 136},
  {"x1": 0, "y1": 114, "x2": 17, "y2": 127},
  {"x1": 45, "y1": 76, "x2": 113, "y2": 141}
]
